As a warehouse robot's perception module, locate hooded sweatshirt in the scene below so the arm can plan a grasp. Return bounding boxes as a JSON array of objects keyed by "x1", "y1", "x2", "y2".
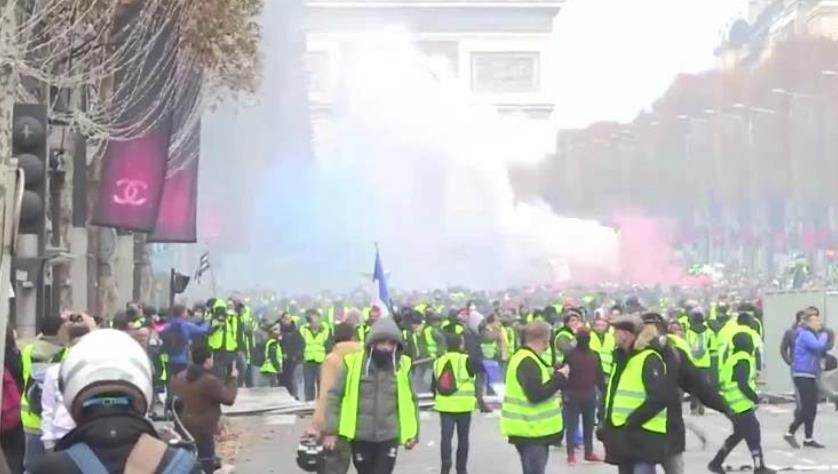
[{"x1": 325, "y1": 318, "x2": 419, "y2": 443}]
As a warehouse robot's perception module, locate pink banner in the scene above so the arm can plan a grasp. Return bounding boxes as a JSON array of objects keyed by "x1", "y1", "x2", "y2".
[
  {"x1": 148, "y1": 136, "x2": 200, "y2": 243},
  {"x1": 92, "y1": 118, "x2": 172, "y2": 231}
]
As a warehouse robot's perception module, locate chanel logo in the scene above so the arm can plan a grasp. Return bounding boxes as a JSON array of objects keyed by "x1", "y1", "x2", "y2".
[{"x1": 113, "y1": 179, "x2": 149, "y2": 206}]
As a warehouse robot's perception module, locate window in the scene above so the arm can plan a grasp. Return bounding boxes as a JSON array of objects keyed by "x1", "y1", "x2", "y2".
[{"x1": 470, "y1": 52, "x2": 540, "y2": 94}]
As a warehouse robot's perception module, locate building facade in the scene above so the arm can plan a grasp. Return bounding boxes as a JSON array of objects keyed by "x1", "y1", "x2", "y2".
[
  {"x1": 719, "y1": 0, "x2": 838, "y2": 67},
  {"x1": 303, "y1": 1, "x2": 564, "y2": 119}
]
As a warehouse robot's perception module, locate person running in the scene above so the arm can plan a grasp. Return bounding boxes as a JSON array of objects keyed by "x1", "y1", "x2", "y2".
[
  {"x1": 708, "y1": 333, "x2": 776, "y2": 474},
  {"x1": 784, "y1": 311, "x2": 833, "y2": 449},
  {"x1": 433, "y1": 333, "x2": 477, "y2": 474},
  {"x1": 600, "y1": 315, "x2": 669, "y2": 474}
]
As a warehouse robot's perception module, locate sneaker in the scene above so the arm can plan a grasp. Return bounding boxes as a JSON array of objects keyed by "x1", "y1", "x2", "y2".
[
  {"x1": 707, "y1": 461, "x2": 725, "y2": 474},
  {"x1": 567, "y1": 453, "x2": 576, "y2": 465},
  {"x1": 754, "y1": 467, "x2": 776, "y2": 474},
  {"x1": 783, "y1": 432, "x2": 800, "y2": 449},
  {"x1": 584, "y1": 453, "x2": 602, "y2": 462},
  {"x1": 803, "y1": 439, "x2": 825, "y2": 448}
]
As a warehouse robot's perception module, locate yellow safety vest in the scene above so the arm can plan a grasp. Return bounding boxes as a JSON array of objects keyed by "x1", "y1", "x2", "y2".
[
  {"x1": 260, "y1": 339, "x2": 283, "y2": 374},
  {"x1": 208, "y1": 314, "x2": 240, "y2": 352},
  {"x1": 20, "y1": 344, "x2": 66, "y2": 431},
  {"x1": 423, "y1": 325, "x2": 440, "y2": 358},
  {"x1": 606, "y1": 348, "x2": 667, "y2": 434},
  {"x1": 433, "y1": 352, "x2": 476, "y2": 413},
  {"x1": 720, "y1": 351, "x2": 756, "y2": 415},
  {"x1": 501, "y1": 325, "x2": 518, "y2": 356},
  {"x1": 552, "y1": 327, "x2": 574, "y2": 365},
  {"x1": 667, "y1": 334, "x2": 695, "y2": 364},
  {"x1": 500, "y1": 348, "x2": 563, "y2": 438},
  {"x1": 685, "y1": 327, "x2": 713, "y2": 369},
  {"x1": 338, "y1": 351, "x2": 418, "y2": 445},
  {"x1": 589, "y1": 331, "x2": 616, "y2": 376},
  {"x1": 301, "y1": 326, "x2": 328, "y2": 363}
]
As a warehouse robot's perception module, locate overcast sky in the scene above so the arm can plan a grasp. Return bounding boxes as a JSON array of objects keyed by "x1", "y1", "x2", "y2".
[{"x1": 552, "y1": 0, "x2": 747, "y2": 128}]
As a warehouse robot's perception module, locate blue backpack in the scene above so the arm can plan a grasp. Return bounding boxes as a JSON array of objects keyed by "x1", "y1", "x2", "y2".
[{"x1": 65, "y1": 439, "x2": 195, "y2": 474}]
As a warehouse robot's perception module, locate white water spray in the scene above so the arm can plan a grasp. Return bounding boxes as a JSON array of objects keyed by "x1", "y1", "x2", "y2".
[{"x1": 247, "y1": 31, "x2": 617, "y2": 292}]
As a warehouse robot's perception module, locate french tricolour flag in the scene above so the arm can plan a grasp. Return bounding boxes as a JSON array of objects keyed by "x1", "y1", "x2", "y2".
[{"x1": 372, "y1": 246, "x2": 391, "y2": 317}]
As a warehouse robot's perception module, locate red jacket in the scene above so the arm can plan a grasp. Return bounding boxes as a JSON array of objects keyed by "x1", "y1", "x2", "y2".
[{"x1": 2, "y1": 367, "x2": 21, "y2": 432}]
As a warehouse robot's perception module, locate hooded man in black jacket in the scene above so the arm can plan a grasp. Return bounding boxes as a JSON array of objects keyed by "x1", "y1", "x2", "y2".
[{"x1": 640, "y1": 313, "x2": 732, "y2": 474}]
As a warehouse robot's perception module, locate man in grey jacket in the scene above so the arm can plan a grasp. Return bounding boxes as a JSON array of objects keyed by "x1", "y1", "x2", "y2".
[{"x1": 324, "y1": 318, "x2": 419, "y2": 474}]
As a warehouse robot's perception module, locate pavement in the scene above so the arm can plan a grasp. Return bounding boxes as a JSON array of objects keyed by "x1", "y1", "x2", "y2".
[{"x1": 231, "y1": 401, "x2": 838, "y2": 473}]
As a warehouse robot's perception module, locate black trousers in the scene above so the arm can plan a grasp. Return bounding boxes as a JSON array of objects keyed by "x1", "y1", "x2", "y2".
[
  {"x1": 350, "y1": 439, "x2": 399, "y2": 474},
  {"x1": 789, "y1": 376, "x2": 818, "y2": 438},
  {"x1": 304, "y1": 362, "x2": 322, "y2": 402},
  {"x1": 282, "y1": 360, "x2": 299, "y2": 398},
  {"x1": 564, "y1": 396, "x2": 596, "y2": 456},
  {"x1": 440, "y1": 412, "x2": 471, "y2": 473},
  {"x1": 713, "y1": 410, "x2": 762, "y2": 465}
]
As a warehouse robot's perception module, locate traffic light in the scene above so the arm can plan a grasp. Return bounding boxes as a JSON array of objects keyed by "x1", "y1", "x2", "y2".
[{"x1": 12, "y1": 103, "x2": 48, "y2": 236}]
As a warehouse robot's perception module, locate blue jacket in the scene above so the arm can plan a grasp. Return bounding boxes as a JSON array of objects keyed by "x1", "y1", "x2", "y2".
[
  {"x1": 163, "y1": 319, "x2": 209, "y2": 364},
  {"x1": 792, "y1": 327, "x2": 828, "y2": 377}
]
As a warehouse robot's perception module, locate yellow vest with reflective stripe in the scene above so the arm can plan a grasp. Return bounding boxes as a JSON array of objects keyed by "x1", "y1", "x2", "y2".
[
  {"x1": 260, "y1": 339, "x2": 283, "y2": 374},
  {"x1": 433, "y1": 352, "x2": 476, "y2": 413},
  {"x1": 720, "y1": 351, "x2": 756, "y2": 414},
  {"x1": 589, "y1": 331, "x2": 616, "y2": 376},
  {"x1": 301, "y1": 326, "x2": 328, "y2": 363},
  {"x1": 338, "y1": 351, "x2": 418, "y2": 445},
  {"x1": 501, "y1": 348, "x2": 563, "y2": 438},
  {"x1": 606, "y1": 348, "x2": 667, "y2": 434}
]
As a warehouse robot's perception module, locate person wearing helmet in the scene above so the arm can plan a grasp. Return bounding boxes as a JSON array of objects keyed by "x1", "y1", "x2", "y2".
[
  {"x1": 323, "y1": 318, "x2": 419, "y2": 474},
  {"x1": 32, "y1": 329, "x2": 202, "y2": 474}
]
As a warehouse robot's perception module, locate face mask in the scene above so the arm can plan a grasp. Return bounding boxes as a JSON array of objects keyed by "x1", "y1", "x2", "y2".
[{"x1": 371, "y1": 348, "x2": 394, "y2": 367}]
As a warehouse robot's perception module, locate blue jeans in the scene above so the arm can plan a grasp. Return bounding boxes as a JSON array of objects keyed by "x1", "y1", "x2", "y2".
[
  {"x1": 23, "y1": 431, "x2": 45, "y2": 474},
  {"x1": 514, "y1": 444, "x2": 549, "y2": 474}
]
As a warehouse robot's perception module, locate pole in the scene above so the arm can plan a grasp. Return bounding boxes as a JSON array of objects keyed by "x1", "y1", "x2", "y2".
[
  {"x1": 168, "y1": 268, "x2": 175, "y2": 310},
  {"x1": 210, "y1": 265, "x2": 218, "y2": 296}
]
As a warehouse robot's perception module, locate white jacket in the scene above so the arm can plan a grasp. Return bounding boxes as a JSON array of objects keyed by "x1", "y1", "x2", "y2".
[{"x1": 40, "y1": 363, "x2": 75, "y2": 450}]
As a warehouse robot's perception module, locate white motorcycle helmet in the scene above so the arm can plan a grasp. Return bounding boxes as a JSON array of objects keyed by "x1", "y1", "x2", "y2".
[{"x1": 60, "y1": 329, "x2": 153, "y2": 422}]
